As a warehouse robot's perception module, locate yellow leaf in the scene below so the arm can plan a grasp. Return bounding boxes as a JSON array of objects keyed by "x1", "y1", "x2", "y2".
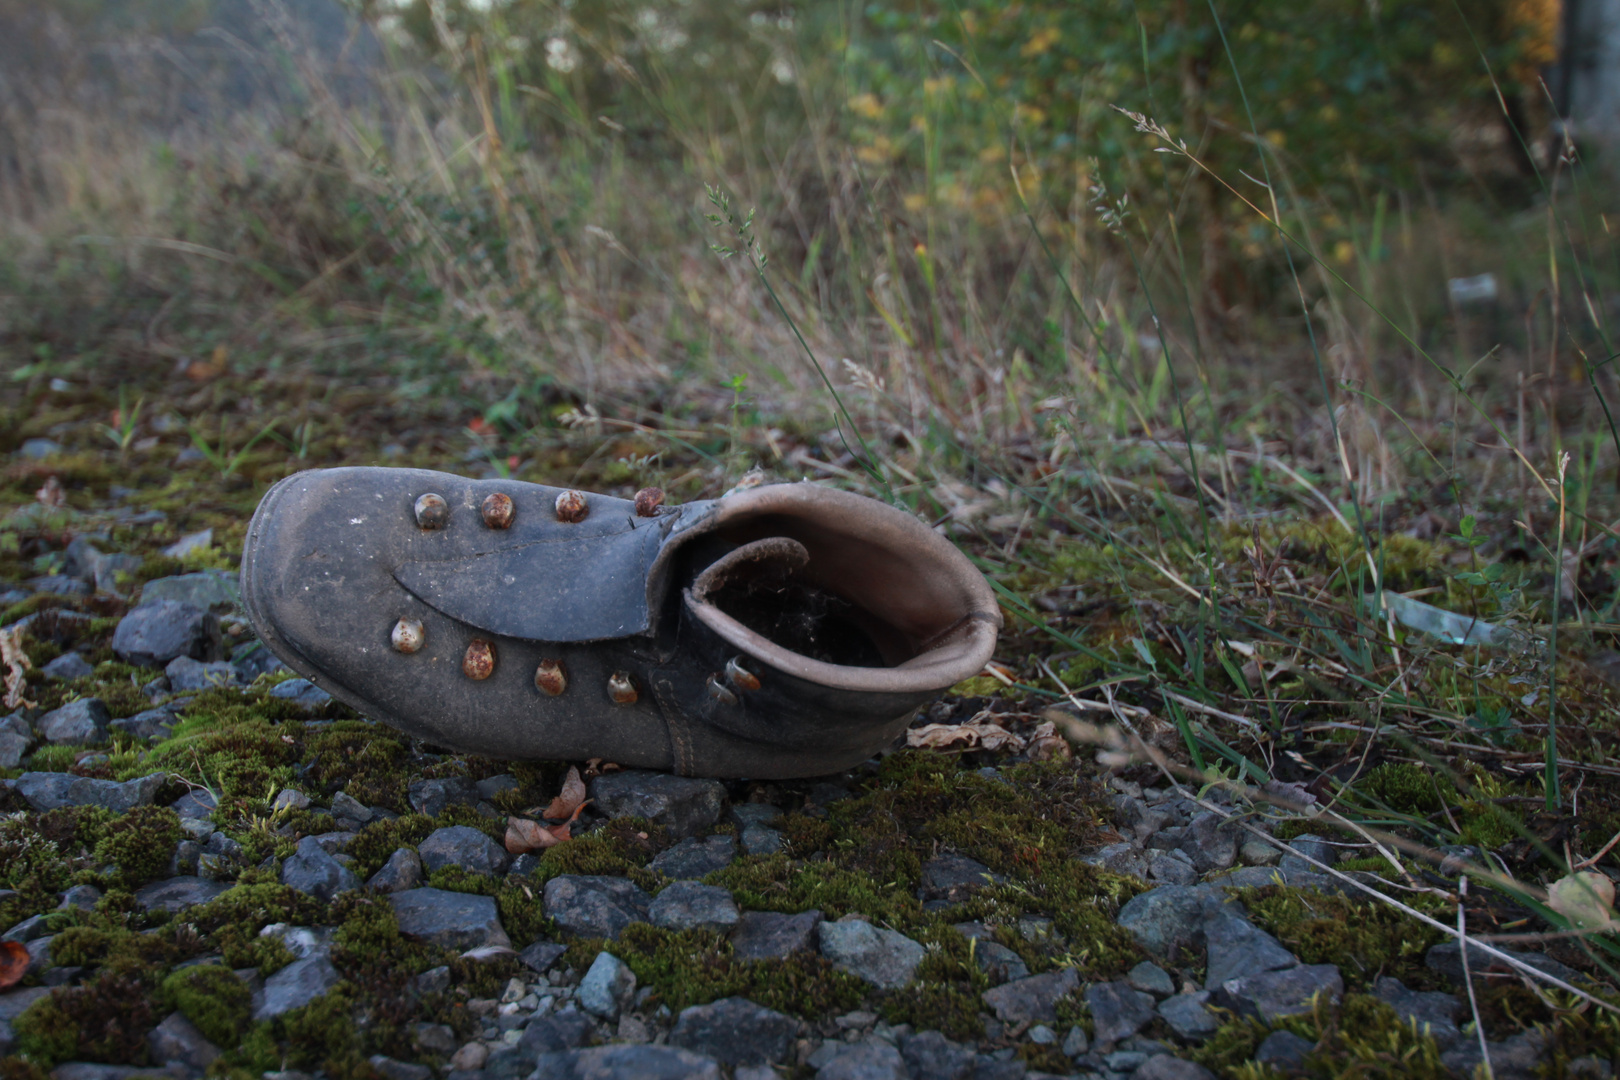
[{"x1": 1548, "y1": 871, "x2": 1616, "y2": 931}]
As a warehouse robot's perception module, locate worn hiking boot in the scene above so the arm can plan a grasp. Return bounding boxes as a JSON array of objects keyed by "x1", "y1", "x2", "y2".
[{"x1": 240, "y1": 468, "x2": 1000, "y2": 778}]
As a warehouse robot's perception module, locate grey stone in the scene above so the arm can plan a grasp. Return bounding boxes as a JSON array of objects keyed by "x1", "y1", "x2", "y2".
[
  {"x1": 1276, "y1": 834, "x2": 1336, "y2": 877},
  {"x1": 982, "y1": 968, "x2": 1079, "y2": 1024},
  {"x1": 28, "y1": 575, "x2": 91, "y2": 598},
  {"x1": 38, "y1": 699, "x2": 110, "y2": 744},
  {"x1": 577, "y1": 951, "x2": 637, "y2": 1020},
  {"x1": 1082, "y1": 840, "x2": 1149, "y2": 879},
  {"x1": 1062, "y1": 1025, "x2": 1089, "y2": 1056},
  {"x1": 272, "y1": 789, "x2": 310, "y2": 812},
  {"x1": 11, "y1": 771, "x2": 165, "y2": 813},
  {"x1": 1127, "y1": 961, "x2": 1176, "y2": 997},
  {"x1": 730, "y1": 910, "x2": 823, "y2": 961},
  {"x1": 260, "y1": 925, "x2": 333, "y2": 960},
  {"x1": 92, "y1": 554, "x2": 144, "y2": 596},
  {"x1": 899, "y1": 1030, "x2": 975, "y2": 1080},
  {"x1": 112, "y1": 600, "x2": 220, "y2": 668},
  {"x1": 141, "y1": 571, "x2": 240, "y2": 613},
  {"x1": 307, "y1": 831, "x2": 355, "y2": 855},
  {"x1": 368, "y1": 1056, "x2": 432, "y2": 1080},
  {"x1": 589, "y1": 771, "x2": 727, "y2": 839},
  {"x1": 648, "y1": 835, "x2": 737, "y2": 879},
  {"x1": 412, "y1": 1022, "x2": 457, "y2": 1055},
  {"x1": 670, "y1": 996, "x2": 797, "y2": 1066},
  {"x1": 1116, "y1": 884, "x2": 1214, "y2": 959},
  {"x1": 367, "y1": 848, "x2": 424, "y2": 893},
  {"x1": 0, "y1": 987, "x2": 51, "y2": 1023},
  {"x1": 952, "y1": 922, "x2": 1029, "y2": 985},
  {"x1": 543, "y1": 875, "x2": 652, "y2": 940},
  {"x1": 649, "y1": 881, "x2": 739, "y2": 933},
  {"x1": 162, "y1": 530, "x2": 214, "y2": 559},
  {"x1": 1147, "y1": 849, "x2": 1201, "y2": 886},
  {"x1": 134, "y1": 876, "x2": 230, "y2": 913},
  {"x1": 521, "y1": 941, "x2": 568, "y2": 974},
  {"x1": 1255, "y1": 1030, "x2": 1315, "y2": 1072},
  {"x1": 731, "y1": 803, "x2": 782, "y2": 828},
  {"x1": 530, "y1": 1045, "x2": 722, "y2": 1080},
  {"x1": 1157, "y1": 992, "x2": 1220, "y2": 1041},
  {"x1": 165, "y1": 656, "x2": 243, "y2": 692},
  {"x1": 282, "y1": 836, "x2": 361, "y2": 901},
  {"x1": 410, "y1": 966, "x2": 451, "y2": 996},
  {"x1": 1133, "y1": 1055, "x2": 1218, "y2": 1080},
  {"x1": 254, "y1": 954, "x2": 342, "y2": 1021},
  {"x1": 1239, "y1": 837, "x2": 1281, "y2": 866},
  {"x1": 3, "y1": 914, "x2": 53, "y2": 943},
  {"x1": 111, "y1": 707, "x2": 176, "y2": 741},
  {"x1": 418, "y1": 825, "x2": 510, "y2": 877},
  {"x1": 1106, "y1": 1050, "x2": 1149, "y2": 1071},
  {"x1": 918, "y1": 853, "x2": 1005, "y2": 903},
  {"x1": 476, "y1": 774, "x2": 520, "y2": 800},
  {"x1": 520, "y1": 1009, "x2": 594, "y2": 1053},
  {"x1": 815, "y1": 1042, "x2": 908, "y2": 1080},
  {"x1": 968, "y1": 1058, "x2": 1026, "y2": 1080},
  {"x1": 407, "y1": 776, "x2": 480, "y2": 818},
  {"x1": 149, "y1": 1011, "x2": 221, "y2": 1073},
  {"x1": 0, "y1": 712, "x2": 24, "y2": 739},
  {"x1": 1217, "y1": 963, "x2": 1343, "y2": 1022},
  {"x1": 390, "y1": 887, "x2": 511, "y2": 949},
  {"x1": 17, "y1": 438, "x2": 63, "y2": 459},
  {"x1": 1439, "y1": 1031, "x2": 1547, "y2": 1080},
  {"x1": 1370, "y1": 976, "x2": 1462, "y2": 1047},
  {"x1": 1181, "y1": 812, "x2": 1239, "y2": 872},
  {"x1": 1203, "y1": 906, "x2": 1297, "y2": 989},
  {"x1": 47, "y1": 1067, "x2": 146, "y2": 1080},
  {"x1": 230, "y1": 642, "x2": 288, "y2": 681},
  {"x1": 41, "y1": 652, "x2": 94, "y2": 681},
  {"x1": 63, "y1": 536, "x2": 110, "y2": 583},
  {"x1": 1084, "y1": 980, "x2": 1157, "y2": 1045},
  {"x1": 739, "y1": 824, "x2": 784, "y2": 856},
  {"x1": 170, "y1": 789, "x2": 217, "y2": 820},
  {"x1": 0, "y1": 731, "x2": 27, "y2": 769},
  {"x1": 270, "y1": 679, "x2": 332, "y2": 714},
  {"x1": 58, "y1": 884, "x2": 101, "y2": 911},
  {"x1": 1425, "y1": 941, "x2": 1582, "y2": 987},
  {"x1": 818, "y1": 919, "x2": 925, "y2": 990}
]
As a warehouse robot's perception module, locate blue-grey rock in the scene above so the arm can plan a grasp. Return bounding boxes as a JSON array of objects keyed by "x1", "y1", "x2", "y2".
[
  {"x1": 521, "y1": 941, "x2": 567, "y2": 974},
  {"x1": 281, "y1": 836, "x2": 360, "y2": 901},
  {"x1": 418, "y1": 825, "x2": 510, "y2": 877},
  {"x1": 58, "y1": 885, "x2": 101, "y2": 911},
  {"x1": 1255, "y1": 1030, "x2": 1315, "y2": 1072},
  {"x1": 1180, "y1": 813, "x2": 1240, "y2": 873},
  {"x1": 577, "y1": 952, "x2": 637, "y2": 1020},
  {"x1": 134, "y1": 876, "x2": 231, "y2": 913},
  {"x1": 1084, "y1": 980, "x2": 1157, "y2": 1045},
  {"x1": 648, "y1": 881, "x2": 738, "y2": 933},
  {"x1": 1127, "y1": 961, "x2": 1176, "y2": 997},
  {"x1": 918, "y1": 853, "x2": 1004, "y2": 903},
  {"x1": 648, "y1": 834, "x2": 737, "y2": 879},
  {"x1": 1425, "y1": 941, "x2": 1581, "y2": 988},
  {"x1": 730, "y1": 910, "x2": 822, "y2": 961},
  {"x1": 815, "y1": 1042, "x2": 908, "y2": 1080},
  {"x1": 475, "y1": 774, "x2": 520, "y2": 801},
  {"x1": 112, "y1": 601, "x2": 219, "y2": 668},
  {"x1": 162, "y1": 530, "x2": 213, "y2": 560},
  {"x1": 390, "y1": 887, "x2": 511, "y2": 949},
  {"x1": 669, "y1": 996, "x2": 797, "y2": 1066},
  {"x1": 1116, "y1": 884, "x2": 1216, "y2": 959},
  {"x1": 230, "y1": 642, "x2": 288, "y2": 680},
  {"x1": 408, "y1": 776, "x2": 480, "y2": 818},
  {"x1": 2, "y1": 914, "x2": 53, "y2": 943},
  {"x1": 1133, "y1": 1055, "x2": 1218, "y2": 1080},
  {"x1": 27, "y1": 575, "x2": 91, "y2": 598},
  {"x1": 367, "y1": 848, "x2": 423, "y2": 893},
  {"x1": 149, "y1": 1011, "x2": 221, "y2": 1073},
  {"x1": 952, "y1": 922, "x2": 1030, "y2": 985},
  {"x1": 170, "y1": 789, "x2": 217, "y2": 820},
  {"x1": 530, "y1": 1044, "x2": 722, "y2": 1080},
  {"x1": 141, "y1": 571, "x2": 240, "y2": 612},
  {"x1": 110, "y1": 707, "x2": 176, "y2": 741},
  {"x1": 1371, "y1": 976, "x2": 1462, "y2": 1047},
  {"x1": 1439, "y1": 1031, "x2": 1547, "y2": 1080},
  {"x1": 543, "y1": 875, "x2": 652, "y2": 940},
  {"x1": 17, "y1": 438, "x2": 63, "y2": 459},
  {"x1": 0, "y1": 731, "x2": 28, "y2": 769},
  {"x1": 41, "y1": 652, "x2": 94, "y2": 681},
  {"x1": 982, "y1": 968, "x2": 1078, "y2": 1025},
  {"x1": 0, "y1": 713, "x2": 29, "y2": 740},
  {"x1": 165, "y1": 656, "x2": 243, "y2": 692},
  {"x1": 818, "y1": 919, "x2": 925, "y2": 990},
  {"x1": 368, "y1": 1056, "x2": 432, "y2": 1080},
  {"x1": 1277, "y1": 834, "x2": 1337, "y2": 877},
  {"x1": 270, "y1": 678, "x2": 332, "y2": 713},
  {"x1": 899, "y1": 1030, "x2": 975, "y2": 1080},
  {"x1": 1203, "y1": 905, "x2": 1297, "y2": 989},
  {"x1": 254, "y1": 954, "x2": 342, "y2": 1021},
  {"x1": 1148, "y1": 848, "x2": 1201, "y2": 886},
  {"x1": 739, "y1": 823, "x2": 784, "y2": 856},
  {"x1": 12, "y1": 771, "x2": 164, "y2": 813},
  {"x1": 1157, "y1": 991, "x2": 1220, "y2": 1041},
  {"x1": 0, "y1": 986, "x2": 52, "y2": 1022},
  {"x1": 731, "y1": 804, "x2": 781, "y2": 828},
  {"x1": 520, "y1": 1009, "x2": 594, "y2": 1054},
  {"x1": 589, "y1": 771, "x2": 727, "y2": 839},
  {"x1": 1216, "y1": 963, "x2": 1343, "y2": 1022},
  {"x1": 38, "y1": 699, "x2": 110, "y2": 744},
  {"x1": 92, "y1": 554, "x2": 143, "y2": 596}
]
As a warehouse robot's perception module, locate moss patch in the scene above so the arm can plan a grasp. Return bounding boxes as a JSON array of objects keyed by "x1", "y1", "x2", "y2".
[
  {"x1": 163, "y1": 963, "x2": 252, "y2": 1045},
  {"x1": 1236, "y1": 885, "x2": 1449, "y2": 992}
]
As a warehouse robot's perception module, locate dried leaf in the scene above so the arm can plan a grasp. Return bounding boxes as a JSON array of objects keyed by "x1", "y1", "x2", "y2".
[
  {"x1": 0, "y1": 625, "x2": 35, "y2": 711},
  {"x1": 1548, "y1": 871, "x2": 1616, "y2": 931},
  {"x1": 545, "y1": 766, "x2": 588, "y2": 821},
  {"x1": 504, "y1": 816, "x2": 568, "y2": 854},
  {"x1": 34, "y1": 476, "x2": 64, "y2": 509},
  {"x1": 906, "y1": 721, "x2": 1026, "y2": 753},
  {"x1": 0, "y1": 941, "x2": 28, "y2": 990}
]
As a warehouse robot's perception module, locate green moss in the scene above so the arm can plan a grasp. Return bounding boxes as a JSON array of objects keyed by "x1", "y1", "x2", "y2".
[
  {"x1": 302, "y1": 721, "x2": 413, "y2": 810},
  {"x1": 94, "y1": 805, "x2": 182, "y2": 887},
  {"x1": 1016, "y1": 1043, "x2": 1073, "y2": 1073},
  {"x1": 1358, "y1": 762, "x2": 1452, "y2": 815},
  {"x1": 344, "y1": 813, "x2": 437, "y2": 880},
  {"x1": 189, "y1": 881, "x2": 322, "y2": 972},
  {"x1": 1237, "y1": 886, "x2": 1448, "y2": 992},
  {"x1": 0, "y1": 1056, "x2": 53, "y2": 1080},
  {"x1": 14, "y1": 972, "x2": 169, "y2": 1067},
  {"x1": 526, "y1": 826, "x2": 659, "y2": 891},
  {"x1": 274, "y1": 984, "x2": 364, "y2": 1076},
  {"x1": 144, "y1": 710, "x2": 302, "y2": 805},
  {"x1": 0, "y1": 818, "x2": 72, "y2": 891},
  {"x1": 162, "y1": 963, "x2": 252, "y2": 1045}
]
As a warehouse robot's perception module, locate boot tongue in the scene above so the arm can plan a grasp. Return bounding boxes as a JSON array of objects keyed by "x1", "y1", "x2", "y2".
[{"x1": 690, "y1": 537, "x2": 810, "y2": 602}]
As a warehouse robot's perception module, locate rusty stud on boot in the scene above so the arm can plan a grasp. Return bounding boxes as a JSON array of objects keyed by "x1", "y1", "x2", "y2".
[
  {"x1": 414, "y1": 493, "x2": 449, "y2": 529},
  {"x1": 607, "y1": 671, "x2": 637, "y2": 704},
  {"x1": 707, "y1": 674, "x2": 738, "y2": 706},
  {"x1": 633, "y1": 487, "x2": 665, "y2": 517},
  {"x1": 391, "y1": 618, "x2": 425, "y2": 654},
  {"x1": 725, "y1": 657, "x2": 760, "y2": 692},
  {"x1": 535, "y1": 658, "x2": 567, "y2": 696},
  {"x1": 481, "y1": 492, "x2": 515, "y2": 529},
  {"x1": 554, "y1": 490, "x2": 589, "y2": 523},
  {"x1": 463, "y1": 639, "x2": 496, "y2": 680}
]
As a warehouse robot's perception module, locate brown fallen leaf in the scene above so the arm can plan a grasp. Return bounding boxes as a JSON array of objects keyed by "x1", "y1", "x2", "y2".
[
  {"x1": 0, "y1": 940, "x2": 29, "y2": 990},
  {"x1": 906, "y1": 719, "x2": 1025, "y2": 753},
  {"x1": 544, "y1": 766, "x2": 588, "y2": 821},
  {"x1": 0, "y1": 625, "x2": 35, "y2": 712},
  {"x1": 504, "y1": 799, "x2": 590, "y2": 855},
  {"x1": 35, "y1": 476, "x2": 64, "y2": 509}
]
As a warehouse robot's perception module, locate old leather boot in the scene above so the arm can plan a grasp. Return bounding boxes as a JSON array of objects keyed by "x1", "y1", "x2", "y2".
[{"x1": 240, "y1": 467, "x2": 1000, "y2": 778}]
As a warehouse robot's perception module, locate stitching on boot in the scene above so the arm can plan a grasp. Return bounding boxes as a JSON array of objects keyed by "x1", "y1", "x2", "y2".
[{"x1": 651, "y1": 673, "x2": 696, "y2": 777}]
